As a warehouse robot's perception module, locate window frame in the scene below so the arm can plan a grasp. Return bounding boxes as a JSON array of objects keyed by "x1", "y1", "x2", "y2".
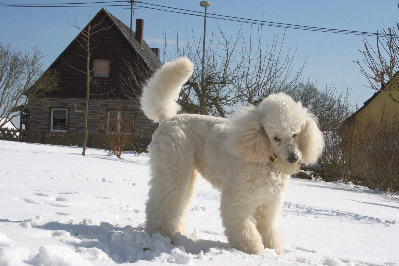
[
  {"x1": 93, "y1": 59, "x2": 111, "y2": 78},
  {"x1": 50, "y1": 108, "x2": 69, "y2": 132},
  {"x1": 107, "y1": 110, "x2": 135, "y2": 134}
]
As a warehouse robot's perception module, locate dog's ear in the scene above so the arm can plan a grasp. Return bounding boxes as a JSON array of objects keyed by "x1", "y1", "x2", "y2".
[
  {"x1": 226, "y1": 105, "x2": 271, "y2": 161},
  {"x1": 298, "y1": 115, "x2": 324, "y2": 164}
]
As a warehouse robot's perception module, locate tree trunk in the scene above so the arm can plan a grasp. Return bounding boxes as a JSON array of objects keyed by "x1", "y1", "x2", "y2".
[{"x1": 82, "y1": 29, "x2": 90, "y2": 156}]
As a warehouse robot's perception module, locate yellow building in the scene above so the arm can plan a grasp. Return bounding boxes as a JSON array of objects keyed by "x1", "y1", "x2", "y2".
[
  {"x1": 343, "y1": 89, "x2": 399, "y2": 191},
  {"x1": 345, "y1": 90, "x2": 399, "y2": 125}
]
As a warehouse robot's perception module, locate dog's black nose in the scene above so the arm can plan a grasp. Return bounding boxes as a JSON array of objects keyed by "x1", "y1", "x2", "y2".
[{"x1": 287, "y1": 155, "x2": 298, "y2": 163}]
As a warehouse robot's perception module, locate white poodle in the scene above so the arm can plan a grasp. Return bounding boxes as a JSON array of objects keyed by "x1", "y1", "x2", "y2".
[{"x1": 140, "y1": 57, "x2": 324, "y2": 255}]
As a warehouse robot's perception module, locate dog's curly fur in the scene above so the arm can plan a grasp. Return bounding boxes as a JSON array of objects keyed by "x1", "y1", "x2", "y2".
[{"x1": 141, "y1": 57, "x2": 324, "y2": 255}]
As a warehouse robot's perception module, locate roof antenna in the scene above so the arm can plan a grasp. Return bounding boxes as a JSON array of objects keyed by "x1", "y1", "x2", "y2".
[{"x1": 129, "y1": 0, "x2": 134, "y2": 35}]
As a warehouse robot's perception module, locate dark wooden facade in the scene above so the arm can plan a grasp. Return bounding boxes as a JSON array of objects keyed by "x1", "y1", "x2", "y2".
[
  {"x1": 26, "y1": 98, "x2": 156, "y2": 135},
  {"x1": 25, "y1": 9, "x2": 161, "y2": 147}
]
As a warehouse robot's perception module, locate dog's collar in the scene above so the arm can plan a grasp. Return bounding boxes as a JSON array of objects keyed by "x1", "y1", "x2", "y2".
[{"x1": 269, "y1": 154, "x2": 277, "y2": 163}]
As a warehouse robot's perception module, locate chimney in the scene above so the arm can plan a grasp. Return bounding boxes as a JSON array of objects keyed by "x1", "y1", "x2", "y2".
[{"x1": 135, "y1": 19, "x2": 144, "y2": 46}]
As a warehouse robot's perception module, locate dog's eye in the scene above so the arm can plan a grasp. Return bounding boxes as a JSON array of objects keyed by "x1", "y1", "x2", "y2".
[
  {"x1": 274, "y1": 137, "x2": 281, "y2": 142},
  {"x1": 292, "y1": 134, "x2": 297, "y2": 138}
]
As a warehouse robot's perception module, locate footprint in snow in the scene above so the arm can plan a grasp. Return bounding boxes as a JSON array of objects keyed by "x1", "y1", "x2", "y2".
[
  {"x1": 48, "y1": 202, "x2": 68, "y2": 208},
  {"x1": 97, "y1": 196, "x2": 112, "y2": 200},
  {"x1": 24, "y1": 198, "x2": 40, "y2": 204},
  {"x1": 35, "y1": 193, "x2": 49, "y2": 197},
  {"x1": 56, "y1": 212, "x2": 70, "y2": 216},
  {"x1": 59, "y1": 192, "x2": 78, "y2": 195},
  {"x1": 22, "y1": 219, "x2": 36, "y2": 228},
  {"x1": 294, "y1": 246, "x2": 317, "y2": 253},
  {"x1": 191, "y1": 206, "x2": 207, "y2": 211},
  {"x1": 56, "y1": 197, "x2": 68, "y2": 202},
  {"x1": 52, "y1": 230, "x2": 70, "y2": 237}
]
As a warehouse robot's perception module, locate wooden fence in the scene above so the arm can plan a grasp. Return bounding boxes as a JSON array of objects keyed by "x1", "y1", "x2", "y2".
[{"x1": 0, "y1": 128, "x2": 151, "y2": 152}]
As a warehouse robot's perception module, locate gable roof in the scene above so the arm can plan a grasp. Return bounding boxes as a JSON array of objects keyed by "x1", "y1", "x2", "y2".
[
  {"x1": 103, "y1": 9, "x2": 162, "y2": 71},
  {"x1": 46, "y1": 8, "x2": 161, "y2": 74},
  {"x1": 344, "y1": 90, "x2": 381, "y2": 125},
  {"x1": 344, "y1": 72, "x2": 399, "y2": 125}
]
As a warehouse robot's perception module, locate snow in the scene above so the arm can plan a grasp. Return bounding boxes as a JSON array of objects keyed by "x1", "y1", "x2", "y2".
[
  {"x1": 0, "y1": 140, "x2": 398, "y2": 265},
  {"x1": 0, "y1": 118, "x2": 16, "y2": 130}
]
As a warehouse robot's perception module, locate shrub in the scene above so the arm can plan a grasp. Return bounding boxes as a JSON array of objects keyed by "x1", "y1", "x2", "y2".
[
  {"x1": 342, "y1": 109, "x2": 399, "y2": 193},
  {"x1": 98, "y1": 105, "x2": 135, "y2": 159}
]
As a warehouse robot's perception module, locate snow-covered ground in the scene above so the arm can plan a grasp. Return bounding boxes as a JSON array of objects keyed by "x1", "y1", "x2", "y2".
[{"x1": 1, "y1": 140, "x2": 398, "y2": 265}]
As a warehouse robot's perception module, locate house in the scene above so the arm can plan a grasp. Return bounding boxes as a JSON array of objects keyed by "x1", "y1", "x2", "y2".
[
  {"x1": 23, "y1": 8, "x2": 162, "y2": 149},
  {"x1": 344, "y1": 89, "x2": 399, "y2": 126},
  {"x1": 342, "y1": 87, "x2": 399, "y2": 185}
]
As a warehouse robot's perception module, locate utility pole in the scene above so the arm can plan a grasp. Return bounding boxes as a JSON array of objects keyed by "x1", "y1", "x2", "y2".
[
  {"x1": 200, "y1": 1, "x2": 210, "y2": 87},
  {"x1": 130, "y1": 0, "x2": 134, "y2": 35}
]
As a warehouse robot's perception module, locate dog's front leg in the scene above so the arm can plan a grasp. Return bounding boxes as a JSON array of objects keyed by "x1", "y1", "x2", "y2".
[
  {"x1": 255, "y1": 201, "x2": 284, "y2": 255},
  {"x1": 220, "y1": 195, "x2": 264, "y2": 254}
]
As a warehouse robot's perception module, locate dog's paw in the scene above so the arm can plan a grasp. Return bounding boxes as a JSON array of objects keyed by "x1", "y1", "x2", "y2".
[{"x1": 232, "y1": 242, "x2": 265, "y2": 255}]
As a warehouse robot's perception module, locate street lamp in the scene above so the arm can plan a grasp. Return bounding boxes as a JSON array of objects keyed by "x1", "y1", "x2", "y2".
[{"x1": 200, "y1": 1, "x2": 210, "y2": 86}]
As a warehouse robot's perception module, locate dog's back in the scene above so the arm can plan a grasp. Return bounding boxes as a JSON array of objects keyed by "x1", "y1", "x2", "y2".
[
  {"x1": 140, "y1": 57, "x2": 231, "y2": 188},
  {"x1": 150, "y1": 113, "x2": 228, "y2": 189}
]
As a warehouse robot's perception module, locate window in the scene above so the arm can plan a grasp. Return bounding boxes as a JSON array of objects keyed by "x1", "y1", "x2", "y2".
[
  {"x1": 21, "y1": 110, "x2": 27, "y2": 130},
  {"x1": 107, "y1": 110, "x2": 135, "y2": 133},
  {"x1": 51, "y1": 108, "x2": 68, "y2": 132},
  {"x1": 93, "y1": 59, "x2": 110, "y2": 78}
]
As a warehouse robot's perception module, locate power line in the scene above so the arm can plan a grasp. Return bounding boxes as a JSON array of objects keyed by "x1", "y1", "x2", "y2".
[
  {"x1": 0, "y1": 1, "x2": 127, "y2": 7},
  {"x1": 0, "y1": 0, "x2": 387, "y2": 37},
  {"x1": 134, "y1": 1, "x2": 386, "y2": 37},
  {"x1": 0, "y1": 1, "x2": 115, "y2": 6}
]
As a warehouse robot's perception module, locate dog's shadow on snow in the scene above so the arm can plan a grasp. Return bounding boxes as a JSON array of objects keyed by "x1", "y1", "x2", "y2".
[
  {"x1": 36, "y1": 221, "x2": 229, "y2": 259},
  {"x1": 172, "y1": 232, "x2": 230, "y2": 254}
]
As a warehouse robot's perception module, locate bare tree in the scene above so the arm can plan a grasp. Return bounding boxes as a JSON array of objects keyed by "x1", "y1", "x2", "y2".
[
  {"x1": 290, "y1": 82, "x2": 352, "y2": 182},
  {"x1": 98, "y1": 103, "x2": 135, "y2": 159},
  {"x1": 166, "y1": 26, "x2": 305, "y2": 117},
  {"x1": 355, "y1": 24, "x2": 399, "y2": 104},
  {"x1": 0, "y1": 43, "x2": 58, "y2": 128},
  {"x1": 64, "y1": 16, "x2": 112, "y2": 156},
  {"x1": 119, "y1": 58, "x2": 153, "y2": 104},
  {"x1": 291, "y1": 82, "x2": 352, "y2": 132},
  {"x1": 233, "y1": 32, "x2": 304, "y2": 106}
]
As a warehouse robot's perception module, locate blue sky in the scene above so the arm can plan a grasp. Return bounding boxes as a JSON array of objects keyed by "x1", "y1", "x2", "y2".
[{"x1": 1, "y1": 0, "x2": 398, "y2": 109}]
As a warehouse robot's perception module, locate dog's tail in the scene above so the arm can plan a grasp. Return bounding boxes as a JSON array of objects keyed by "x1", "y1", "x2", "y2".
[{"x1": 140, "y1": 57, "x2": 194, "y2": 123}]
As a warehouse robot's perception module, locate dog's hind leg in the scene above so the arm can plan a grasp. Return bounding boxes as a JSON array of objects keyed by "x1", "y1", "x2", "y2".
[
  {"x1": 145, "y1": 144, "x2": 198, "y2": 241},
  {"x1": 178, "y1": 170, "x2": 199, "y2": 232}
]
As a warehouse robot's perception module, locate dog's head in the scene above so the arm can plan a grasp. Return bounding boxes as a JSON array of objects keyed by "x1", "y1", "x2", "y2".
[{"x1": 226, "y1": 93, "x2": 324, "y2": 165}]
